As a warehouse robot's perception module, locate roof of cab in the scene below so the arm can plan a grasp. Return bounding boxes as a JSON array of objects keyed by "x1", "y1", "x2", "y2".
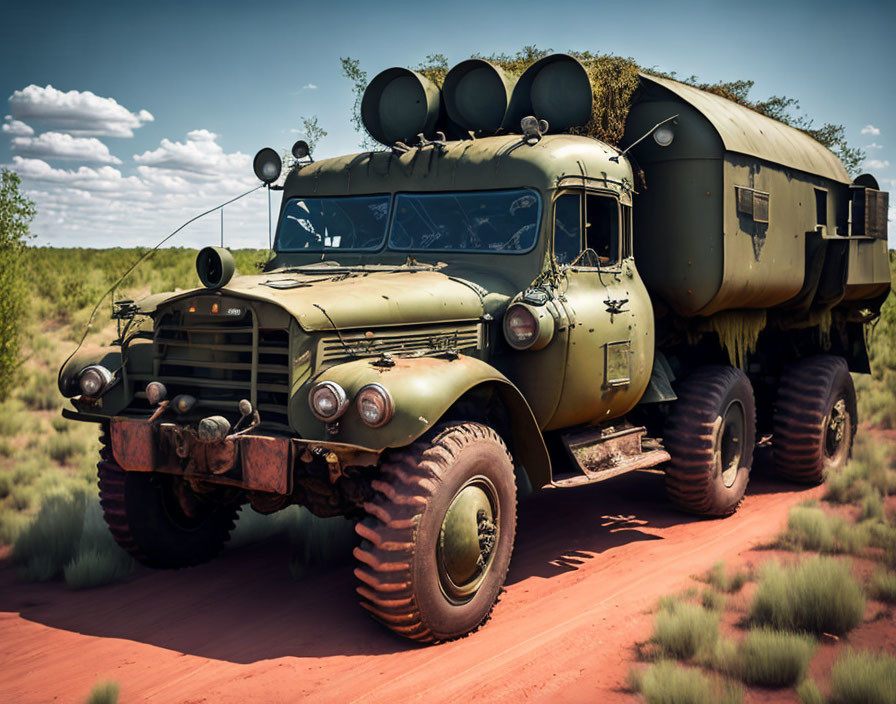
[
  {"x1": 639, "y1": 74, "x2": 850, "y2": 184},
  {"x1": 284, "y1": 133, "x2": 634, "y2": 197}
]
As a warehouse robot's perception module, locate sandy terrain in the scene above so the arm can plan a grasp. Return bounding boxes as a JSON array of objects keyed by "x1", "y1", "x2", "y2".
[{"x1": 0, "y1": 453, "x2": 837, "y2": 703}]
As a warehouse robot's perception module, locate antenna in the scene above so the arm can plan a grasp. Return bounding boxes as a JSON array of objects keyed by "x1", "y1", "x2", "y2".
[
  {"x1": 220, "y1": 207, "x2": 224, "y2": 247},
  {"x1": 267, "y1": 185, "x2": 272, "y2": 250}
]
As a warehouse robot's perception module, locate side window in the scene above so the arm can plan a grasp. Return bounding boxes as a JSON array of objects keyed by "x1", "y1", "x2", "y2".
[
  {"x1": 554, "y1": 193, "x2": 581, "y2": 265},
  {"x1": 621, "y1": 204, "x2": 632, "y2": 259},
  {"x1": 584, "y1": 194, "x2": 620, "y2": 266}
]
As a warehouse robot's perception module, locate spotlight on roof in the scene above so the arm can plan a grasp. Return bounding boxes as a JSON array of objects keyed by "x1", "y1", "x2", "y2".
[
  {"x1": 291, "y1": 140, "x2": 311, "y2": 160},
  {"x1": 253, "y1": 147, "x2": 282, "y2": 184}
]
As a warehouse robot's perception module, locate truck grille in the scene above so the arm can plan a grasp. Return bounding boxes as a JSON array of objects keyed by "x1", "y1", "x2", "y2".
[
  {"x1": 148, "y1": 307, "x2": 291, "y2": 428},
  {"x1": 316, "y1": 322, "x2": 483, "y2": 369}
]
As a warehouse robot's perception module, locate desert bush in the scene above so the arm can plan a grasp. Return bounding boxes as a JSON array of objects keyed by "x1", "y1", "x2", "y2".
[
  {"x1": 732, "y1": 628, "x2": 815, "y2": 687},
  {"x1": 825, "y1": 433, "x2": 896, "y2": 505},
  {"x1": 84, "y1": 680, "x2": 119, "y2": 704},
  {"x1": 47, "y1": 433, "x2": 85, "y2": 464},
  {"x1": 19, "y1": 368, "x2": 59, "y2": 411},
  {"x1": 702, "y1": 561, "x2": 748, "y2": 593},
  {"x1": 0, "y1": 399, "x2": 25, "y2": 436},
  {"x1": 652, "y1": 602, "x2": 720, "y2": 660},
  {"x1": 776, "y1": 505, "x2": 871, "y2": 554},
  {"x1": 51, "y1": 416, "x2": 70, "y2": 433},
  {"x1": 860, "y1": 490, "x2": 886, "y2": 521},
  {"x1": 796, "y1": 678, "x2": 824, "y2": 704},
  {"x1": 700, "y1": 589, "x2": 726, "y2": 611},
  {"x1": 630, "y1": 661, "x2": 742, "y2": 704},
  {"x1": 828, "y1": 649, "x2": 896, "y2": 704},
  {"x1": 12, "y1": 490, "x2": 87, "y2": 580},
  {"x1": 869, "y1": 567, "x2": 896, "y2": 603},
  {"x1": 657, "y1": 588, "x2": 698, "y2": 612},
  {"x1": 749, "y1": 557, "x2": 865, "y2": 636},
  {"x1": 63, "y1": 497, "x2": 133, "y2": 589}
]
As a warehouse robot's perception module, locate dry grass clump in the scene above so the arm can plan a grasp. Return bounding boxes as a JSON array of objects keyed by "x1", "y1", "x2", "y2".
[
  {"x1": 651, "y1": 601, "x2": 720, "y2": 660},
  {"x1": 629, "y1": 661, "x2": 742, "y2": 704},
  {"x1": 796, "y1": 678, "x2": 824, "y2": 704},
  {"x1": 730, "y1": 628, "x2": 815, "y2": 688},
  {"x1": 749, "y1": 557, "x2": 865, "y2": 636},
  {"x1": 824, "y1": 433, "x2": 896, "y2": 505},
  {"x1": 828, "y1": 649, "x2": 896, "y2": 704},
  {"x1": 868, "y1": 567, "x2": 896, "y2": 603},
  {"x1": 775, "y1": 505, "x2": 871, "y2": 555},
  {"x1": 84, "y1": 680, "x2": 119, "y2": 704},
  {"x1": 702, "y1": 561, "x2": 748, "y2": 593},
  {"x1": 700, "y1": 589, "x2": 727, "y2": 611}
]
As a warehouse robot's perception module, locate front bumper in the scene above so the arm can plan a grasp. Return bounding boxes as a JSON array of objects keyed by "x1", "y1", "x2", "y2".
[{"x1": 108, "y1": 416, "x2": 380, "y2": 495}]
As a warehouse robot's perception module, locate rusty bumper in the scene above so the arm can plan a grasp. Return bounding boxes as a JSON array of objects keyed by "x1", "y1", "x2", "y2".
[{"x1": 110, "y1": 417, "x2": 380, "y2": 495}]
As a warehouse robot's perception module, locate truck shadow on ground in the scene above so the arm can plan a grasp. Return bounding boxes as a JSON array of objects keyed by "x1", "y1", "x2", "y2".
[{"x1": 1, "y1": 446, "x2": 810, "y2": 663}]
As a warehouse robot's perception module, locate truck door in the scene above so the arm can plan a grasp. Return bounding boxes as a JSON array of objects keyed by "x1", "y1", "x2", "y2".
[{"x1": 544, "y1": 189, "x2": 654, "y2": 430}]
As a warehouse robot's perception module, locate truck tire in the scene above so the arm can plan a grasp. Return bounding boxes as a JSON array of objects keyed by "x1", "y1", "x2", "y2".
[
  {"x1": 353, "y1": 422, "x2": 517, "y2": 643},
  {"x1": 97, "y1": 431, "x2": 239, "y2": 568},
  {"x1": 772, "y1": 355, "x2": 857, "y2": 484},
  {"x1": 663, "y1": 366, "x2": 756, "y2": 516}
]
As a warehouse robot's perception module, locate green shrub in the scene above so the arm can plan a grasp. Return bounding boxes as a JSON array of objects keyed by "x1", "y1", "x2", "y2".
[
  {"x1": 700, "y1": 589, "x2": 727, "y2": 611},
  {"x1": 12, "y1": 490, "x2": 87, "y2": 581},
  {"x1": 630, "y1": 661, "x2": 742, "y2": 704},
  {"x1": 796, "y1": 678, "x2": 824, "y2": 704},
  {"x1": 657, "y1": 588, "x2": 697, "y2": 612},
  {"x1": 702, "y1": 561, "x2": 748, "y2": 593},
  {"x1": 733, "y1": 628, "x2": 815, "y2": 687},
  {"x1": 64, "y1": 497, "x2": 133, "y2": 589},
  {"x1": 776, "y1": 505, "x2": 871, "y2": 554},
  {"x1": 0, "y1": 401, "x2": 24, "y2": 436},
  {"x1": 749, "y1": 557, "x2": 865, "y2": 636},
  {"x1": 51, "y1": 416, "x2": 70, "y2": 433},
  {"x1": 48, "y1": 433, "x2": 85, "y2": 463},
  {"x1": 869, "y1": 568, "x2": 896, "y2": 603},
  {"x1": 19, "y1": 369, "x2": 59, "y2": 411},
  {"x1": 652, "y1": 602, "x2": 720, "y2": 660},
  {"x1": 860, "y1": 490, "x2": 886, "y2": 521},
  {"x1": 829, "y1": 649, "x2": 896, "y2": 704},
  {"x1": 84, "y1": 680, "x2": 119, "y2": 704}
]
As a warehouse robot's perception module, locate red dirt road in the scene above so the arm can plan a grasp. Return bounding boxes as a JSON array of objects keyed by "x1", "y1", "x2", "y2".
[{"x1": 0, "y1": 454, "x2": 822, "y2": 704}]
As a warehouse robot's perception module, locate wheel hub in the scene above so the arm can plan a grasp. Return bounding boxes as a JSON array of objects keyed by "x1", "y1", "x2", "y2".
[
  {"x1": 825, "y1": 399, "x2": 848, "y2": 458},
  {"x1": 718, "y1": 400, "x2": 745, "y2": 488},
  {"x1": 438, "y1": 477, "x2": 499, "y2": 603}
]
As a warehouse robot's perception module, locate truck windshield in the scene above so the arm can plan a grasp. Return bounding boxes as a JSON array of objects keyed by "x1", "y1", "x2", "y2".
[
  {"x1": 275, "y1": 195, "x2": 391, "y2": 251},
  {"x1": 389, "y1": 189, "x2": 540, "y2": 253}
]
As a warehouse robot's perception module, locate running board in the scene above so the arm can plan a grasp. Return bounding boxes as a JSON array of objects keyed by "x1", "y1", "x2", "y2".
[{"x1": 551, "y1": 425, "x2": 670, "y2": 489}]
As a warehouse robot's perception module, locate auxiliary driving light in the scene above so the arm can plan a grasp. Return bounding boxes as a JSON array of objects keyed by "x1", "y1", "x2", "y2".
[
  {"x1": 309, "y1": 381, "x2": 349, "y2": 422},
  {"x1": 145, "y1": 381, "x2": 168, "y2": 406},
  {"x1": 253, "y1": 147, "x2": 282, "y2": 184},
  {"x1": 78, "y1": 364, "x2": 114, "y2": 398},
  {"x1": 653, "y1": 125, "x2": 675, "y2": 147},
  {"x1": 503, "y1": 302, "x2": 555, "y2": 351},
  {"x1": 357, "y1": 384, "x2": 393, "y2": 428}
]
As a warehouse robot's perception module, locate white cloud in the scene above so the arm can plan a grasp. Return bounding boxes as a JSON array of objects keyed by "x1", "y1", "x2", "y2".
[
  {"x1": 861, "y1": 124, "x2": 881, "y2": 136},
  {"x1": 9, "y1": 156, "x2": 145, "y2": 193},
  {"x1": 2, "y1": 116, "x2": 34, "y2": 136},
  {"x1": 864, "y1": 159, "x2": 890, "y2": 170},
  {"x1": 865, "y1": 142, "x2": 883, "y2": 150},
  {"x1": 8, "y1": 84, "x2": 154, "y2": 137},
  {"x1": 302, "y1": 83, "x2": 318, "y2": 90},
  {"x1": 11, "y1": 132, "x2": 121, "y2": 164},
  {"x1": 133, "y1": 129, "x2": 249, "y2": 177}
]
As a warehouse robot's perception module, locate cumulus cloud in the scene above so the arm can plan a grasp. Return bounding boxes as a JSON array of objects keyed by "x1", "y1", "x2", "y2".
[
  {"x1": 864, "y1": 159, "x2": 890, "y2": 170},
  {"x1": 133, "y1": 129, "x2": 250, "y2": 178},
  {"x1": 8, "y1": 84, "x2": 154, "y2": 137},
  {"x1": 11, "y1": 132, "x2": 121, "y2": 164},
  {"x1": 2, "y1": 116, "x2": 34, "y2": 136},
  {"x1": 865, "y1": 142, "x2": 883, "y2": 150},
  {"x1": 9, "y1": 156, "x2": 145, "y2": 193},
  {"x1": 302, "y1": 83, "x2": 318, "y2": 90},
  {"x1": 861, "y1": 124, "x2": 881, "y2": 136}
]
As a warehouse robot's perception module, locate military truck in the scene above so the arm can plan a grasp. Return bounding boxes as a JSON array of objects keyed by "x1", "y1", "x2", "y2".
[{"x1": 59, "y1": 54, "x2": 890, "y2": 643}]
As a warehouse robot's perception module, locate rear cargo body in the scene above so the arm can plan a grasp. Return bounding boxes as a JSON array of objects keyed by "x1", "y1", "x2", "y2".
[{"x1": 624, "y1": 74, "x2": 889, "y2": 319}]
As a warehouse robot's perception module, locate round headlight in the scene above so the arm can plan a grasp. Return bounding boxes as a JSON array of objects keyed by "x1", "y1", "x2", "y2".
[
  {"x1": 503, "y1": 302, "x2": 555, "y2": 351},
  {"x1": 357, "y1": 383, "x2": 393, "y2": 428},
  {"x1": 253, "y1": 147, "x2": 282, "y2": 184},
  {"x1": 653, "y1": 125, "x2": 674, "y2": 147},
  {"x1": 309, "y1": 381, "x2": 349, "y2": 421},
  {"x1": 79, "y1": 365, "x2": 114, "y2": 397}
]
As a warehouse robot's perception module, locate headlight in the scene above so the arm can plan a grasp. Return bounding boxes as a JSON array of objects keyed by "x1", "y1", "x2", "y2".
[
  {"x1": 357, "y1": 384, "x2": 393, "y2": 428},
  {"x1": 653, "y1": 125, "x2": 674, "y2": 147},
  {"x1": 309, "y1": 381, "x2": 349, "y2": 421},
  {"x1": 78, "y1": 364, "x2": 115, "y2": 398},
  {"x1": 503, "y1": 302, "x2": 555, "y2": 351},
  {"x1": 253, "y1": 147, "x2": 282, "y2": 184}
]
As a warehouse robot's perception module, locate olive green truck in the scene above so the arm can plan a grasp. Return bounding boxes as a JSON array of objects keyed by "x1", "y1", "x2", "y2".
[{"x1": 59, "y1": 54, "x2": 890, "y2": 642}]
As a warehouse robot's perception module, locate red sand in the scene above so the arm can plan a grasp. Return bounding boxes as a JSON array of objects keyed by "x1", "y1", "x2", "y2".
[{"x1": 0, "y1": 449, "x2": 885, "y2": 704}]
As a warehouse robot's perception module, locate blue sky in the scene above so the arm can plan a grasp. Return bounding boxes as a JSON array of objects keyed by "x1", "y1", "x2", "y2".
[{"x1": 1, "y1": 0, "x2": 894, "y2": 248}]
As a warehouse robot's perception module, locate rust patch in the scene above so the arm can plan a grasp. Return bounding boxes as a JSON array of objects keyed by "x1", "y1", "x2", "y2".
[
  {"x1": 110, "y1": 418, "x2": 155, "y2": 471},
  {"x1": 241, "y1": 436, "x2": 291, "y2": 494}
]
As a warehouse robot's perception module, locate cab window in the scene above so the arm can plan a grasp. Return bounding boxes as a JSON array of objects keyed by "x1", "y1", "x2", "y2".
[
  {"x1": 584, "y1": 193, "x2": 620, "y2": 266},
  {"x1": 554, "y1": 193, "x2": 581, "y2": 265},
  {"x1": 553, "y1": 191, "x2": 621, "y2": 267}
]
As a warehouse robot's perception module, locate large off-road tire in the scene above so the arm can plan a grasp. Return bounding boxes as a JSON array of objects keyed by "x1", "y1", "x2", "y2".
[
  {"x1": 354, "y1": 422, "x2": 517, "y2": 643},
  {"x1": 663, "y1": 366, "x2": 756, "y2": 516},
  {"x1": 97, "y1": 431, "x2": 239, "y2": 568},
  {"x1": 772, "y1": 355, "x2": 857, "y2": 484}
]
